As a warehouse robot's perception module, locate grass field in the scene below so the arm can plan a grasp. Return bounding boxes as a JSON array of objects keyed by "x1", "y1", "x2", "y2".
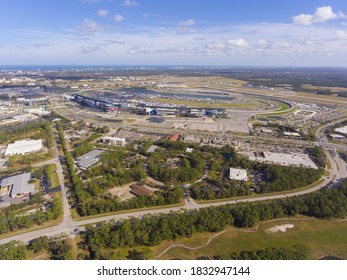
[
  {"x1": 301, "y1": 84, "x2": 347, "y2": 93},
  {"x1": 153, "y1": 217, "x2": 347, "y2": 260},
  {"x1": 148, "y1": 98, "x2": 264, "y2": 109},
  {"x1": 49, "y1": 172, "x2": 60, "y2": 189}
]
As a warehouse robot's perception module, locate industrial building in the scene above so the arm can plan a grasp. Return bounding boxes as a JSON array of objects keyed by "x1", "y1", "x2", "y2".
[
  {"x1": 5, "y1": 139, "x2": 43, "y2": 156},
  {"x1": 76, "y1": 149, "x2": 104, "y2": 170},
  {"x1": 103, "y1": 136, "x2": 126, "y2": 146},
  {"x1": 229, "y1": 168, "x2": 248, "y2": 181},
  {"x1": 0, "y1": 173, "x2": 36, "y2": 198},
  {"x1": 245, "y1": 151, "x2": 318, "y2": 169}
]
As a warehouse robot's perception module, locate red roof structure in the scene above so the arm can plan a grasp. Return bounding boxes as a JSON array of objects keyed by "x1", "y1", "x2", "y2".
[
  {"x1": 169, "y1": 133, "x2": 180, "y2": 142},
  {"x1": 129, "y1": 184, "x2": 155, "y2": 196}
]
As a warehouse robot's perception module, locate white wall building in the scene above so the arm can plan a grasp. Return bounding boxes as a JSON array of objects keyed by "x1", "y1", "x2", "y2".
[
  {"x1": 5, "y1": 139, "x2": 43, "y2": 156},
  {"x1": 230, "y1": 168, "x2": 248, "y2": 181},
  {"x1": 103, "y1": 136, "x2": 126, "y2": 146}
]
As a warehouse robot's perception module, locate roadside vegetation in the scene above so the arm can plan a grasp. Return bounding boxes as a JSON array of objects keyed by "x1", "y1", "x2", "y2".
[
  {"x1": 0, "y1": 193, "x2": 63, "y2": 235},
  {"x1": 76, "y1": 178, "x2": 347, "y2": 259}
]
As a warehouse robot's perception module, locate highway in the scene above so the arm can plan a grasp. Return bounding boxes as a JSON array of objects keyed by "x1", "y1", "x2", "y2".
[
  {"x1": 0, "y1": 97, "x2": 346, "y2": 245},
  {"x1": 0, "y1": 138, "x2": 345, "y2": 245}
]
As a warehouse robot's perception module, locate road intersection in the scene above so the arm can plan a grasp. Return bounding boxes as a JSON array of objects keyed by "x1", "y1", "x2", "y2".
[{"x1": 0, "y1": 117, "x2": 346, "y2": 245}]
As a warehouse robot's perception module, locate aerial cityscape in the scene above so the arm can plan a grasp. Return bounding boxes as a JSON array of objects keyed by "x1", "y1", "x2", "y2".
[{"x1": 0, "y1": 0, "x2": 347, "y2": 262}]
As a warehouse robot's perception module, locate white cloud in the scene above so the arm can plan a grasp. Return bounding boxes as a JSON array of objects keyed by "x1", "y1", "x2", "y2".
[
  {"x1": 293, "y1": 6, "x2": 345, "y2": 25},
  {"x1": 75, "y1": 18, "x2": 104, "y2": 34},
  {"x1": 97, "y1": 9, "x2": 109, "y2": 17},
  {"x1": 123, "y1": 0, "x2": 139, "y2": 6},
  {"x1": 78, "y1": 46, "x2": 103, "y2": 54},
  {"x1": 257, "y1": 40, "x2": 267, "y2": 46},
  {"x1": 178, "y1": 19, "x2": 195, "y2": 32},
  {"x1": 227, "y1": 38, "x2": 248, "y2": 47},
  {"x1": 336, "y1": 30, "x2": 347, "y2": 39},
  {"x1": 114, "y1": 14, "x2": 125, "y2": 22},
  {"x1": 179, "y1": 19, "x2": 195, "y2": 27}
]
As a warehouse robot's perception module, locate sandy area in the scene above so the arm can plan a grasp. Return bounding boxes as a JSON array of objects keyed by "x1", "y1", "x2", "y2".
[
  {"x1": 265, "y1": 224, "x2": 294, "y2": 233},
  {"x1": 108, "y1": 182, "x2": 159, "y2": 201}
]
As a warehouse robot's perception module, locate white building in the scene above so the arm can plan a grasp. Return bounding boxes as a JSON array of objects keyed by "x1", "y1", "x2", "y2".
[
  {"x1": 334, "y1": 126, "x2": 347, "y2": 135},
  {"x1": 103, "y1": 136, "x2": 126, "y2": 146},
  {"x1": 5, "y1": 139, "x2": 43, "y2": 156},
  {"x1": 244, "y1": 151, "x2": 318, "y2": 169},
  {"x1": 230, "y1": 168, "x2": 248, "y2": 181}
]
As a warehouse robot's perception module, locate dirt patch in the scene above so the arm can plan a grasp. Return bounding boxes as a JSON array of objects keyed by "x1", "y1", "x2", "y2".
[
  {"x1": 108, "y1": 182, "x2": 159, "y2": 201},
  {"x1": 265, "y1": 224, "x2": 294, "y2": 233}
]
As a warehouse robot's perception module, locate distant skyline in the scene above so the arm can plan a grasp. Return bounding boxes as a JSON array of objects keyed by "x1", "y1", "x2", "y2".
[{"x1": 1, "y1": 0, "x2": 347, "y2": 66}]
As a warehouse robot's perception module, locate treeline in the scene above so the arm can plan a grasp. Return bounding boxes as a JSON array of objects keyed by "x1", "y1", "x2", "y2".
[
  {"x1": 198, "y1": 244, "x2": 310, "y2": 260},
  {"x1": 0, "y1": 121, "x2": 52, "y2": 148},
  {"x1": 307, "y1": 146, "x2": 327, "y2": 167},
  {"x1": 148, "y1": 152, "x2": 205, "y2": 183},
  {"x1": 73, "y1": 140, "x2": 94, "y2": 157},
  {"x1": 81, "y1": 180, "x2": 347, "y2": 259},
  {"x1": 0, "y1": 194, "x2": 63, "y2": 235},
  {"x1": 56, "y1": 121, "x2": 83, "y2": 205},
  {"x1": 0, "y1": 241, "x2": 28, "y2": 260},
  {"x1": 259, "y1": 164, "x2": 323, "y2": 193},
  {"x1": 79, "y1": 187, "x2": 182, "y2": 216},
  {"x1": 191, "y1": 181, "x2": 251, "y2": 201},
  {"x1": 57, "y1": 125, "x2": 181, "y2": 216},
  {"x1": 0, "y1": 235, "x2": 74, "y2": 260},
  {"x1": 28, "y1": 235, "x2": 73, "y2": 260},
  {"x1": 146, "y1": 141, "x2": 211, "y2": 184}
]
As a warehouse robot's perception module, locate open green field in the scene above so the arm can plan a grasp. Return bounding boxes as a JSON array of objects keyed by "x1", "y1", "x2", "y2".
[
  {"x1": 49, "y1": 172, "x2": 60, "y2": 189},
  {"x1": 301, "y1": 84, "x2": 347, "y2": 93},
  {"x1": 153, "y1": 217, "x2": 347, "y2": 260},
  {"x1": 148, "y1": 97, "x2": 266, "y2": 109}
]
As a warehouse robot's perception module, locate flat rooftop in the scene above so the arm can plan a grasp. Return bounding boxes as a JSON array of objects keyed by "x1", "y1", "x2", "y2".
[
  {"x1": 147, "y1": 145, "x2": 158, "y2": 153},
  {"x1": 230, "y1": 168, "x2": 248, "y2": 181},
  {"x1": 5, "y1": 139, "x2": 42, "y2": 156},
  {"x1": 335, "y1": 126, "x2": 347, "y2": 135},
  {"x1": 244, "y1": 151, "x2": 318, "y2": 169},
  {"x1": 76, "y1": 149, "x2": 104, "y2": 170},
  {"x1": 0, "y1": 173, "x2": 35, "y2": 198}
]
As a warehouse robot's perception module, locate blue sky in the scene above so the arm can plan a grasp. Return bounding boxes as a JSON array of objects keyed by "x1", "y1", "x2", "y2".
[{"x1": 0, "y1": 0, "x2": 347, "y2": 66}]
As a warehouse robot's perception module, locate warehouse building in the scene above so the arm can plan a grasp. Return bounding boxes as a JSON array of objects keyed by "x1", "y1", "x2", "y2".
[
  {"x1": 76, "y1": 149, "x2": 104, "y2": 170},
  {"x1": 245, "y1": 151, "x2": 318, "y2": 169},
  {"x1": 0, "y1": 173, "x2": 36, "y2": 198},
  {"x1": 5, "y1": 139, "x2": 43, "y2": 156}
]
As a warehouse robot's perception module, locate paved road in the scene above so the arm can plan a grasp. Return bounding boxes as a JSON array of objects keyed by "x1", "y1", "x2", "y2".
[
  {"x1": 0, "y1": 149, "x2": 344, "y2": 245},
  {"x1": 1, "y1": 106, "x2": 346, "y2": 245}
]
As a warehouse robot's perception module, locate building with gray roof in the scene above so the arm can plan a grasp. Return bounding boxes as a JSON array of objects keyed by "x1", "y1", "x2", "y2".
[
  {"x1": 0, "y1": 173, "x2": 36, "y2": 198},
  {"x1": 76, "y1": 149, "x2": 104, "y2": 170}
]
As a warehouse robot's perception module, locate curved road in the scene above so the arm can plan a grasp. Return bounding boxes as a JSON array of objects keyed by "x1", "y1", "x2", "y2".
[{"x1": 0, "y1": 119, "x2": 346, "y2": 245}]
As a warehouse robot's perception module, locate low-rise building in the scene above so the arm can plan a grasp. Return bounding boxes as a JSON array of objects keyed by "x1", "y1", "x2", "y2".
[
  {"x1": 0, "y1": 173, "x2": 36, "y2": 198},
  {"x1": 103, "y1": 136, "x2": 126, "y2": 146},
  {"x1": 76, "y1": 149, "x2": 104, "y2": 170},
  {"x1": 229, "y1": 168, "x2": 248, "y2": 181},
  {"x1": 244, "y1": 151, "x2": 318, "y2": 169},
  {"x1": 129, "y1": 184, "x2": 155, "y2": 197},
  {"x1": 5, "y1": 139, "x2": 43, "y2": 156},
  {"x1": 147, "y1": 145, "x2": 158, "y2": 153}
]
